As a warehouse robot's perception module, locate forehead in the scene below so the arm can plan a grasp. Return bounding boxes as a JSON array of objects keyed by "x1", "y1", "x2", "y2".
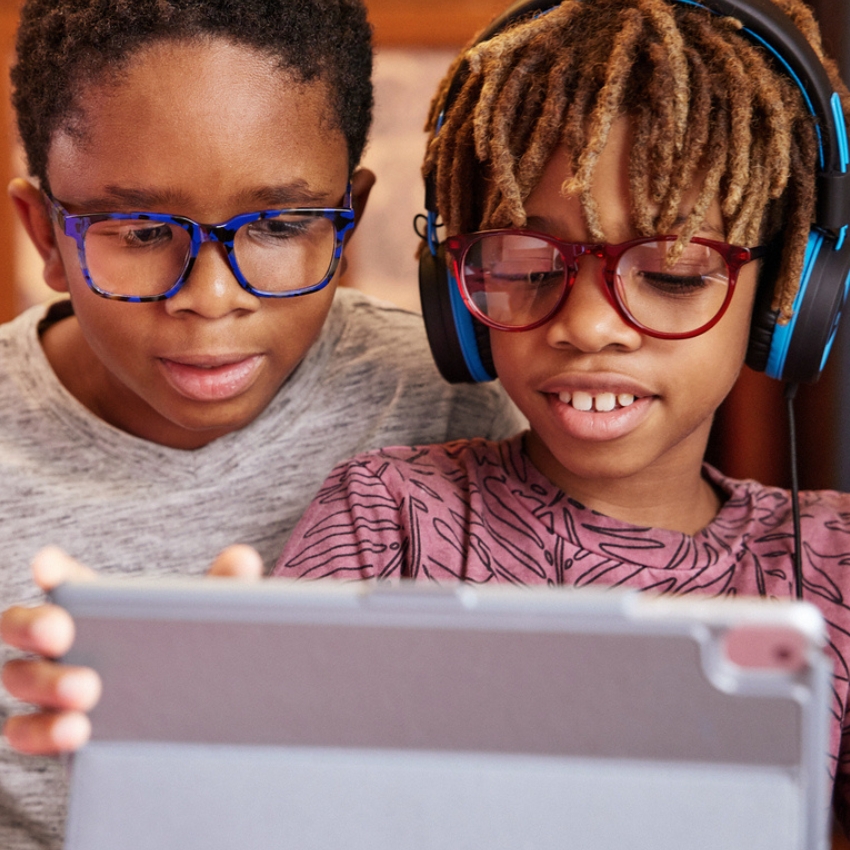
[
  {"x1": 47, "y1": 38, "x2": 349, "y2": 216},
  {"x1": 519, "y1": 118, "x2": 727, "y2": 242}
]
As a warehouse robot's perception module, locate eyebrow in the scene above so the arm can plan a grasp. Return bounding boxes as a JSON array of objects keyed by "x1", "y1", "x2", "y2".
[{"x1": 63, "y1": 181, "x2": 340, "y2": 213}]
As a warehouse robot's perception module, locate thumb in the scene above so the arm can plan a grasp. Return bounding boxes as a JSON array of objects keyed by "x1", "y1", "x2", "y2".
[
  {"x1": 31, "y1": 547, "x2": 97, "y2": 593},
  {"x1": 207, "y1": 545, "x2": 264, "y2": 579}
]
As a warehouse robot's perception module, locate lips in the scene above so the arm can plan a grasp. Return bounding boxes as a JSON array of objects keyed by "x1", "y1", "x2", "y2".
[
  {"x1": 539, "y1": 376, "x2": 656, "y2": 442},
  {"x1": 158, "y1": 354, "x2": 264, "y2": 402}
]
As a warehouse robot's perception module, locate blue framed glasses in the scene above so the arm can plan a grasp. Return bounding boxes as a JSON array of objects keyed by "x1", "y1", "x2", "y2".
[{"x1": 46, "y1": 185, "x2": 355, "y2": 301}]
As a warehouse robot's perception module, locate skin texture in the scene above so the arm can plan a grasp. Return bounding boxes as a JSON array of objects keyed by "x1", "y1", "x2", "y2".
[
  {"x1": 10, "y1": 38, "x2": 374, "y2": 450},
  {"x1": 489, "y1": 119, "x2": 761, "y2": 535}
]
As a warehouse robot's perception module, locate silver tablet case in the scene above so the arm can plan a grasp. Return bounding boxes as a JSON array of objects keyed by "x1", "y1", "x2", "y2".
[{"x1": 52, "y1": 579, "x2": 833, "y2": 850}]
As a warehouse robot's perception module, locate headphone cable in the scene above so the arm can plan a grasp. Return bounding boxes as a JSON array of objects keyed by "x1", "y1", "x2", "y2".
[{"x1": 785, "y1": 381, "x2": 804, "y2": 600}]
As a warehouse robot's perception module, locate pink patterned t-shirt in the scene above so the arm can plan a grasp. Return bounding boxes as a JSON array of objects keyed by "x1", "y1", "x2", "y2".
[{"x1": 275, "y1": 433, "x2": 850, "y2": 829}]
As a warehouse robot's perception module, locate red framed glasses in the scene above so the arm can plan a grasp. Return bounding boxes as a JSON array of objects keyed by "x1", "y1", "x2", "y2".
[{"x1": 445, "y1": 230, "x2": 766, "y2": 339}]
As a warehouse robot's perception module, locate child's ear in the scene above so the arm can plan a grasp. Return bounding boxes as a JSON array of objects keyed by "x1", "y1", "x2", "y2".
[
  {"x1": 348, "y1": 167, "x2": 375, "y2": 235},
  {"x1": 8, "y1": 178, "x2": 70, "y2": 294}
]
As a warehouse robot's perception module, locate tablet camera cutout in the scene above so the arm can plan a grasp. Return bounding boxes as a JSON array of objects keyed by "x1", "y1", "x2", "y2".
[{"x1": 723, "y1": 625, "x2": 809, "y2": 673}]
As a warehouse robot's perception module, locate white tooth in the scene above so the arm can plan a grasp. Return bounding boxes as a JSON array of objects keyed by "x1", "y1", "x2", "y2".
[
  {"x1": 595, "y1": 392, "x2": 616, "y2": 412},
  {"x1": 617, "y1": 393, "x2": 635, "y2": 407},
  {"x1": 572, "y1": 391, "x2": 593, "y2": 411},
  {"x1": 558, "y1": 391, "x2": 572, "y2": 404}
]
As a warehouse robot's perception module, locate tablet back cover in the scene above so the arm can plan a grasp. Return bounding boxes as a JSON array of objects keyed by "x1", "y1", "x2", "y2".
[{"x1": 53, "y1": 579, "x2": 833, "y2": 850}]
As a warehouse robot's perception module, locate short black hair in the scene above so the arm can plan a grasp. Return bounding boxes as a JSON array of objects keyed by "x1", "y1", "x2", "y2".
[{"x1": 12, "y1": 0, "x2": 374, "y2": 188}]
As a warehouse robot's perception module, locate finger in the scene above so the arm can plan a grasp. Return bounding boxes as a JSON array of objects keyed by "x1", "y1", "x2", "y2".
[
  {"x1": 4, "y1": 711, "x2": 92, "y2": 756},
  {"x1": 30, "y1": 547, "x2": 97, "y2": 593},
  {"x1": 0, "y1": 603, "x2": 75, "y2": 657},
  {"x1": 2, "y1": 659, "x2": 102, "y2": 712},
  {"x1": 207, "y1": 544, "x2": 264, "y2": 579}
]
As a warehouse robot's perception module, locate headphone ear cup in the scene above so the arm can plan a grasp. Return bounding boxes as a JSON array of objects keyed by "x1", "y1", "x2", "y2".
[
  {"x1": 418, "y1": 242, "x2": 496, "y2": 383},
  {"x1": 750, "y1": 232, "x2": 850, "y2": 383},
  {"x1": 472, "y1": 307, "x2": 495, "y2": 376},
  {"x1": 746, "y1": 244, "x2": 783, "y2": 374}
]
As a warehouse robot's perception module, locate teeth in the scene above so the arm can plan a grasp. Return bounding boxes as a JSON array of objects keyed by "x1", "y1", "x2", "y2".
[
  {"x1": 572, "y1": 391, "x2": 593, "y2": 411},
  {"x1": 595, "y1": 392, "x2": 616, "y2": 412},
  {"x1": 557, "y1": 390, "x2": 637, "y2": 412}
]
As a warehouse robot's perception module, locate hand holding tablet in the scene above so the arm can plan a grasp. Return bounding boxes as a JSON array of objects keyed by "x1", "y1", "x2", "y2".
[{"x1": 0, "y1": 544, "x2": 264, "y2": 755}]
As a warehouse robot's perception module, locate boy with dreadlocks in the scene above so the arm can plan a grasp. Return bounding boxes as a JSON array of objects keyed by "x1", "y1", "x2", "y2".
[
  {"x1": 8, "y1": 0, "x2": 850, "y2": 839},
  {"x1": 0, "y1": 0, "x2": 523, "y2": 847},
  {"x1": 269, "y1": 0, "x2": 850, "y2": 831}
]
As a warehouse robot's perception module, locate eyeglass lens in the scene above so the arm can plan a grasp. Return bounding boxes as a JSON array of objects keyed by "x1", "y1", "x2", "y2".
[
  {"x1": 461, "y1": 233, "x2": 732, "y2": 335},
  {"x1": 82, "y1": 213, "x2": 340, "y2": 297}
]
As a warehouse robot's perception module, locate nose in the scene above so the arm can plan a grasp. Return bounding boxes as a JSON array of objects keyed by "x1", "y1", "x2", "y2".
[
  {"x1": 543, "y1": 256, "x2": 642, "y2": 352},
  {"x1": 164, "y1": 241, "x2": 260, "y2": 319}
]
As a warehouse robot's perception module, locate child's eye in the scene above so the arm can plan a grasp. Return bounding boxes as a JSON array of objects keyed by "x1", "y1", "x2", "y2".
[
  {"x1": 125, "y1": 224, "x2": 173, "y2": 247},
  {"x1": 93, "y1": 222, "x2": 174, "y2": 249},
  {"x1": 244, "y1": 217, "x2": 312, "y2": 243},
  {"x1": 522, "y1": 270, "x2": 563, "y2": 291},
  {"x1": 486, "y1": 268, "x2": 562, "y2": 288},
  {"x1": 636, "y1": 271, "x2": 711, "y2": 296}
]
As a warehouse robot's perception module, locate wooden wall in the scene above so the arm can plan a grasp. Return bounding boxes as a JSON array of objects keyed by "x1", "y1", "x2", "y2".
[{"x1": 366, "y1": 0, "x2": 508, "y2": 46}]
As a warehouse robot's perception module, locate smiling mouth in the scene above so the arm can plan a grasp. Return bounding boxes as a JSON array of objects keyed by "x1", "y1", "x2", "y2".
[{"x1": 557, "y1": 390, "x2": 637, "y2": 412}]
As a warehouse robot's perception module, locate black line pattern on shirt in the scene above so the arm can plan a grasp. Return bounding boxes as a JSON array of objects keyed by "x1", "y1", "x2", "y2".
[{"x1": 277, "y1": 435, "x2": 850, "y2": 825}]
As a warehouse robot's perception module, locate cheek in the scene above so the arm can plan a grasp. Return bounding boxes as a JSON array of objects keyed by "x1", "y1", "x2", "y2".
[
  {"x1": 489, "y1": 330, "x2": 531, "y2": 388},
  {"x1": 76, "y1": 300, "x2": 158, "y2": 370},
  {"x1": 671, "y1": 316, "x2": 752, "y2": 413},
  {"x1": 716, "y1": 283, "x2": 757, "y2": 369},
  {"x1": 263, "y1": 285, "x2": 337, "y2": 366},
  {"x1": 679, "y1": 271, "x2": 757, "y2": 392}
]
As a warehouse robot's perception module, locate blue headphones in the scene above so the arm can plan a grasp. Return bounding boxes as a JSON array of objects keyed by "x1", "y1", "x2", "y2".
[{"x1": 418, "y1": 0, "x2": 850, "y2": 384}]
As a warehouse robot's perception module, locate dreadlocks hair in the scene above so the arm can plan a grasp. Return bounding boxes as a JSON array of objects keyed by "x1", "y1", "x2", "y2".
[
  {"x1": 423, "y1": 0, "x2": 850, "y2": 321},
  {"x1": 12, "y1": 0, "x2": 374, "y2": 191}
]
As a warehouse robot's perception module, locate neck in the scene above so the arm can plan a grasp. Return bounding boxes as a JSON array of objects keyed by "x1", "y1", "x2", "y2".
[{"x1": 525, "y1": 430, "x2": 722, "y2": 536}]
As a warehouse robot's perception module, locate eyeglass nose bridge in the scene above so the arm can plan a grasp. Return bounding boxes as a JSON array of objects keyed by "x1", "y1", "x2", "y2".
[
  {"x1": 531, "y1": 241, "x2": 647, "y2": 336},
  {"x1": 191, "y1": 221, "x2": 240, "y2": 249},
  {"x1": 169, "y1": 220, "x2": 248, "y2": 297},
  {"x1": 557, "y1": 243, "x2": 624, "y2": 314}
]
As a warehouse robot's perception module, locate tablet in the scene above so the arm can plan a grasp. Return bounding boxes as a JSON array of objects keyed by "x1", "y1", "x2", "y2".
[{"x1": 52, "y1": 578, "x2": 833, "y2": 850}]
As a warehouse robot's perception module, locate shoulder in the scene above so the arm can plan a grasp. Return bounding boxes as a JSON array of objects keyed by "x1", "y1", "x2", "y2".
[
  {"x1": 315, "y1": 289, "x2": 524, "y2": 441},
  {"x1": 0, "y1": 300, "x2": 56, "y2": 349},
  {"x1": 708, "y1": 464, "x2": 850, "y2": 514},
  {"x1": 327, "y1": 287, "x2": 432, "y2": 348},
  {"x1": 276, "y1": 436, "x2": 525, "y2": 580},
  {"x1": 707, "y1": 465, "x2": 850, "y2": 542},
  {"x1": 317, "y1": 288, "x2": 443, "y2": 389},
  {"x1": 321, "y1": 436, "x2": 522, "y2": 495},
  {"x1": 348, "y1": 435, "x2": 517, "y2": 469},
  {"x1": 0, "y1": 300, "x2": 69, "y2": 401}
]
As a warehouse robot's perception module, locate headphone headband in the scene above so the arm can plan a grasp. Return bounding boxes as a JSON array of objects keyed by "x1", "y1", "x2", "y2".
[{"x1": 691, "y1": 0, "x2": 850, "y2": 229}]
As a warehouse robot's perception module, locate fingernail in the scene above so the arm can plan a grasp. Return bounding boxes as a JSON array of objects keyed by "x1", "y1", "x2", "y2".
[
  {"x1": 52, "y1": 713, "x2": 91, "y2": 749},
  {"x1": 55, "y1": 669, "x2": 100, "y2": 707}
]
